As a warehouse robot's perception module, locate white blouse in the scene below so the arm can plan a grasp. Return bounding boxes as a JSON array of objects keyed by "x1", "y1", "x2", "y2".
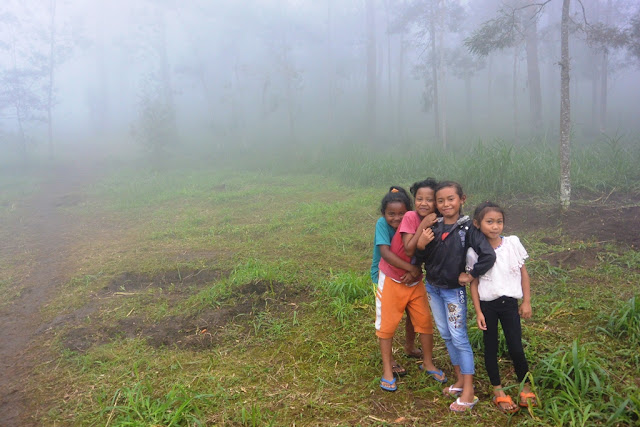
[{"x1": 466, "y1": 235, "x2": 528, "y2": 302}]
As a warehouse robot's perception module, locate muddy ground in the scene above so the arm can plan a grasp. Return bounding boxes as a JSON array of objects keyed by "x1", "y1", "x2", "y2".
[{"x1": 0, "y1": 165, "x2": 638, "y2": 426}]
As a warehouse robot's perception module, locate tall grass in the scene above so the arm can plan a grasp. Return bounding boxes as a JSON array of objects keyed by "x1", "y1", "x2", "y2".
[
  {"x1": 103, "y1": 383, "x2": 210, "y2": 426},
  {"x1": 201, "y1": 137, "x2": 640, "y2": 197},
  {"x1": 536, "y1": 339, "x2": 636, "y2": 426},
  {"x1": 323, "y1": 270, "x2": 373, "y2": 325},
  {"x1": 598, "y1": 296, "x2": 640, "y2": 346}
]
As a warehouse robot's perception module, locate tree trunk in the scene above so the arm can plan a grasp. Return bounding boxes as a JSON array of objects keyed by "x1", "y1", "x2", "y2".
[
  {"x1": 438, "y1": 0, "x2": 447, "y2": 150},
  {"x1": 47, "y1": 0, "x2": 56, "y2": 160},
  {"x1": 398, "y1": 34, "x2": 405, "y2": 143},
  {"x1": 430, "y1": 1, "x2": 440, "y2": 143},
  {"x1": 465, "y1": 76, "x2": 473, "y2": 130},
  {"x1": 383, "y1": 0, "x2": 393, "y2": 138},
  {"x1": 326, "y1": 0, "x2": 335, "y2": 136},
  {"x1": 591, "y1": 55, "x2": 599, "y2": 131},
  {"x1": 366, "y1": 0, "x2": 377, "y2": 142},
  {"x1": 513, "y1": 46, "x2": 519, "y2": 143},
  {"x1": 487, "y1": 55, "x2": 493, "y2": 127},
  {"x1": 524, "y1": 1, "x2": 542, "y2": 133},
  {"x1": 598, "y1": 0, "x2": 611, "y2": 133},
  {"x1": 559, "y1": 0, "x2": 571, "y2": 211}
]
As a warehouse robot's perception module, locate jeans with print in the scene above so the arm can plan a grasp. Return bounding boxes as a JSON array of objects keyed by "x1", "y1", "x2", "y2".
[{"x1": 426, "y1": 283, "x2": 475, "y2": 375}]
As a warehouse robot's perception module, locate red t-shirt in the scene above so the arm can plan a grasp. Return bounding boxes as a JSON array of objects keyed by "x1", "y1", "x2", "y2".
[{"x1": 378, "y1": 211, "x2": 423, "y2": 283}]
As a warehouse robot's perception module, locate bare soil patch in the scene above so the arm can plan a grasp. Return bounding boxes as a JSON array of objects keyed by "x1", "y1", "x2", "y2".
[
  {"x1": 503, "y1": 193, "x2": 640, "y2": 248},
  {"x1": 62, "y1": 278, "x2": 308, "y2": 353}
]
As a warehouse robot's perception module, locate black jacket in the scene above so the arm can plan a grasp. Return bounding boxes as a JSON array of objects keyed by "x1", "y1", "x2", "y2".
[{"x1": 415, "y1": 216, "x2": 496, "y2": 289}]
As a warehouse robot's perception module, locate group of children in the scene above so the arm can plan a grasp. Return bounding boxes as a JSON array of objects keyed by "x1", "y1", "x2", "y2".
[{"x1": 371, "y1": 179, "x2": 537, "y2": 414}]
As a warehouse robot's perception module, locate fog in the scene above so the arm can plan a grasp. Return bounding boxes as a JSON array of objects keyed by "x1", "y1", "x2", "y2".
[{"x1": 1, "y1": 0, "x2": 639, "y2": 162}]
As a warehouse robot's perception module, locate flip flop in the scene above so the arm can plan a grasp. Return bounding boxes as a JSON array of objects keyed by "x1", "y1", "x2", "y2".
[
  {"x1": 419, "y1": 365, "x2": 447, "y2": 383},
  {"x1": 450, "y1": 396, "x2": 479, "y2": 413},
  {"x1": 443, "y1": 385, "x2": 463, "y2": 398},
  {"x1": 392, "y1": 364, "x2": 407, "y2": 377},
  {"x1": 405, "y1": 348, "x2": 423, "y2": 359},
  {"x1": 380, "y1": 376, "x2": 397, "y2": 392},
  {"x1": 493, "y1": 395, "x2": 520, "y2": 414},
  {"x1": 519, "y1": 391, "x2": 538, "y2": 408}
]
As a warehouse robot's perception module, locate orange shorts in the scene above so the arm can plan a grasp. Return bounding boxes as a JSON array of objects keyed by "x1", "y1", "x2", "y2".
[{"x1": 375, "y1": 271, "x2": 434, "y2": 339}]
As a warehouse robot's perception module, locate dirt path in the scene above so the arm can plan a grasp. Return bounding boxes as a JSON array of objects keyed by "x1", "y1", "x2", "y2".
[{"x1": 0, "y1": 161, "x2": 98, "y2": 426}]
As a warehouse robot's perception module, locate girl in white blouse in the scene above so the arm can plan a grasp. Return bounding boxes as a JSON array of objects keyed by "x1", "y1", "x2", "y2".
[{"x1": 466, "y1": 202, "x2": 537, "y2": 414}]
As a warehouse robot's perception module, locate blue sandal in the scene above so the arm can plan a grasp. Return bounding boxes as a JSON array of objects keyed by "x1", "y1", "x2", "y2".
[
  {"x1": 419, "y1": 365, "x2": 447, "y2": 383},
  {"x1": 380, "y1": 376, "x2": 397, "y2": 392}
]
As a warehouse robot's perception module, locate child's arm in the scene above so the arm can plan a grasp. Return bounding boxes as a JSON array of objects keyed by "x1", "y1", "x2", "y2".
[
  {"x1": 379, "y1": 245, "x2": 421, "y2": 282},
  {"x1": 470, "y1": 279, "x2": 486, "y2": 330},
  {"x1": 402, "y1": 213, "x2": 437, "y2": 257},
  {"x1": 518, "y1": 265, "x2": 532, "y2": 318},
  {"x1": 466, "y1": 227, "x2": 497, "y2": 278}
]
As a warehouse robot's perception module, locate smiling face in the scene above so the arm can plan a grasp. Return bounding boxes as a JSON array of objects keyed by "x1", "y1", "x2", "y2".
[
  {"x1": 475, "y1": 209, "x2": 504, "y2": 245},
  {"x1": 384, "y1": 201, "x2": 408, "y2": 230},
  {"x1": 435, "y1": 186, "x2": 465, "y2": 223},
  {"x1": 414, "y1": 187, "x2": 435, "y2": 218}
]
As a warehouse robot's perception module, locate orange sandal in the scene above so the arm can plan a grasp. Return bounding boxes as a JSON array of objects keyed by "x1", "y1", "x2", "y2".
[
  {"x1": 493, "y1": 395, "x2": 519, "y2": 414},
  {"x1": 519, "y1": 391, "x2": 538, "y2": 408}
]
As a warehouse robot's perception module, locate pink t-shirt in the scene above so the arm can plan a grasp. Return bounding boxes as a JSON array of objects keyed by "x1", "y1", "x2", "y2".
[
  {"x1": 378, "y1": 211, "x2": 423, "y2": 283},
  {"x1": 398, "y1": 210, "x2": 421, "y2": 235}
]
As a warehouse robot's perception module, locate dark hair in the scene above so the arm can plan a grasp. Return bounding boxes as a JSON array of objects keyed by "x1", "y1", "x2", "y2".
[
  {"x1": 380, "y1": 186, "x2": 412, "y2": 215},
  {"x1": 410, "y1": 178, "x2": 438, "y2": 198},
  {"x1": 434, "y1": 180, "x2": 465, "y2": 214},
  {"x1": 473, "y1": 201, "x2": 505, "y2": 223}
]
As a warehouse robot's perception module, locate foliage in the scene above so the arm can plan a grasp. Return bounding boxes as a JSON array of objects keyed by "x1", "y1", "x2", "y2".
[
  {"x1": 536, "y1": 339, "x2": 637, "y2": 426},
  {"x1": 131, "y1": 77, "x2": 176, "y2": 161},
  {"x1": 465, "y1": 13, "x2": 518, "y2": 56},
  {"x1": 103, "y1": 382, "x2": 210, "y2": 426},
  {"x1": 629, "y1": 10, "x2": 640, "y2": 62},
  {"x1": 598, "y1": 296, "x2": 640, "y2": 346},
  {"x1": 324, "y1": 270, "x2": 372, "y2": 303}
]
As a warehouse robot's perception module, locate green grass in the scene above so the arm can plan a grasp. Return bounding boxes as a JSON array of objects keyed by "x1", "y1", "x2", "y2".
[{"x1": 3, "y1": 138, "x2": 640, "y2": 426}]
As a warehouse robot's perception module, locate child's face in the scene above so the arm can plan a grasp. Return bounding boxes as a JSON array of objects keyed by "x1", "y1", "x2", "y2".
[
  {"x1": 414, "y1": 187, "x2": 435, "y2": 218},
  {"x1": 476, "y1": 210, "x2": 504, "y2": 241},
  {"x1": 436, "y1": 186, "x2": 465, "y2": 222},
  {"x1": 384, "y1": 201, "x2": 407, "y2": 229}
]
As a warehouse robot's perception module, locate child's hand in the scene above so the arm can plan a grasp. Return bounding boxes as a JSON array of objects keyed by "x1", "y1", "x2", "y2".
[
  {"x1": 417, "y1": 228, "x2": 434, "y2": 249},
  {"x1": 519, "y1": 301, "x2": 532, "y2": 319},
  {"x1": 402, "y1": 265, "x2": 421, "y2": 283},
  {"x1": 458, "y1": 272, "x2": 473, "y2": 286},
  {"x1": 423, "y1": 212, "x2": 437, "y2": 227},
  {"x1": 419, "y1": 213, "x2": 437, "y2": 230},
  {"x1": 476, "y1": 312, "x2": 487, "y2": 330}
]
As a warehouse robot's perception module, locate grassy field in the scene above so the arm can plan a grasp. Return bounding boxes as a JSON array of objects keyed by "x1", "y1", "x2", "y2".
[{"x1": 2, "y1": 139, "x2": 640, "y2": 426}]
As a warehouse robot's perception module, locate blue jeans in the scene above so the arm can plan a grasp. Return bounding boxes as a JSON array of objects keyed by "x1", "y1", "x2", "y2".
[{"x1": 426, "y1": 283, "x2": 475, "y2": 375}]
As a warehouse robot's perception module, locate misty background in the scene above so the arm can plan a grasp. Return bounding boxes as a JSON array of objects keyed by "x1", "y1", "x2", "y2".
[{"x1": 1, "y1": 0, "x2": 639, "y2": 164}]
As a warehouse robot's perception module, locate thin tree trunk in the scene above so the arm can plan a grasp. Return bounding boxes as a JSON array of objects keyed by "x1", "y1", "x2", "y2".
[
  {"x1": 438, "y1": 0, "x2": 447, "y2": 150},
  {"x1": 47, "y1": 0, "x2": 56, "y2": 160},
  {"x1": 513, "y1": 46, "x2": 519, "y2": 143},
  {"x1": 525, "y1": 1, "x2": 542, "y2": 133},
  {"x1": 326, "y1": 0, "x2": 335, "y2": 136},
  {"x1": 430, "y1": 1, "x2": 440, "y2": 143},
  {"x1": 598, "y1": 49, "x2": 608, "y2": 132},
  {"x1": 487, "y1": 55, "x2": 493, "y2": 127},
  {"x1": 591, "y1": 57, "x2": 599, "y2": 131},
  {"x1": 383, "y1": 0, "x2": 393, "y2": 138},
  {"x1": 366, "y1": 0, "x2": 376, "y2": 142},
  {"x1": 559, "y1": 0, "x2": 571, "y2": 210},
  {"x1": 398, "y1": 35, "x2": 405, "y2": 142},
  {"x1": 598, "y1": 0, "x2": 611, "y2": 133},
  {"x1": 465, "y1": 77, "x2": 473, "y2": 130}
]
